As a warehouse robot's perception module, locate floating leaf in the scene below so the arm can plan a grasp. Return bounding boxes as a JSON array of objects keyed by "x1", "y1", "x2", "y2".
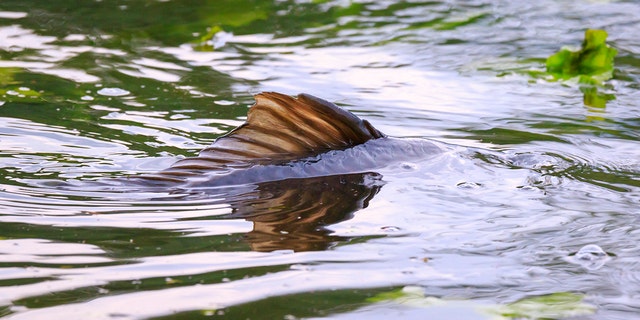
[
  {"x1": 546, "y1": 29, "x2": 617, "y2": 83},
  {"x1": 490, "y1": 29, "x2": 619, "y2": 108}
]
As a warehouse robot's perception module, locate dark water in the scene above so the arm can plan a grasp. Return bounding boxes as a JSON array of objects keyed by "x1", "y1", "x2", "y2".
[{"x1": 1, "y1": 1, "x2": 639, "y2": 319}]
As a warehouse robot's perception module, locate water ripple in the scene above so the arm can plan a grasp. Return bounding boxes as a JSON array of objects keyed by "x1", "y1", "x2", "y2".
[{"x1": 0, "y1": 0, "x2": 639, "y2": 318}]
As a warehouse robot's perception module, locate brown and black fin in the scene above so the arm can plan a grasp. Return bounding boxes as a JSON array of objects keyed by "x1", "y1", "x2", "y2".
[{"x1": 142, "y1": 92, "x2": 385, "y2": 182}]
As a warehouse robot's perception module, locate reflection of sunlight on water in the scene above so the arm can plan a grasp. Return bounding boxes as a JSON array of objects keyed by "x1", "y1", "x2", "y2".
[
  {"x1": 0, "y1": 60, "x2": 101, "y2": 83},
  {"x1": 0, "y1": 238, "x2": 107, "y2": 257},
  {"x1": 0, "y1": 11, "x2": 27, "y2": 19},
  {"x1": 118, "y1": 66, "x2": 182, "y2": 83},
  {"x1": 3, "y1": 248, "x2": 453, "y2": 320},
  {"x1": 100, "y1": 110, "x2": 235, "y2": 149},
  {"x1": 0, "y1": 24, "x2": 191, "y2": 84},
  {"x1": 0, "y1": 25, "x2": 55, "y2": 50},
  {"x1": 0, "y1": 25, "x2": 131, "y2": 82},
  {"x1": 97, "y1": 88, "x2": 131, "y2": 96},
  {"x1": 160, "y1": 42, "x2": 495, "y2": 135},
  {"x1": 0, "y1": 1, "x2": 639, "y2": 318},
  {"x1": 0, "y1": 118, "x2": 125, "y2": 156}
]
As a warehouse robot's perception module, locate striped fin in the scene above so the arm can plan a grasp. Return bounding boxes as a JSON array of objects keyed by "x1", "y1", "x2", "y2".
[{"x1": 146, "y1": 92, "x2": 385, "y2": 181}]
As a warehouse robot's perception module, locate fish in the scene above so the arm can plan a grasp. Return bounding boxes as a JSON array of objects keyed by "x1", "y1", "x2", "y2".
[
  {"x1": 24, "y1": 92, "x2": 559, "y2": 252},
  {"x1": 131, "y1": 92, "x2": 445, "y2": 188},
  {"x1": 37, "y1": 92, "x2": 446, "y2": 252}
]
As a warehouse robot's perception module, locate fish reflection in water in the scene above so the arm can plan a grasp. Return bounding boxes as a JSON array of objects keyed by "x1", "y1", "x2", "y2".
[{"x1": 217, "y1": 172, "x2": 383, "y2": 252}]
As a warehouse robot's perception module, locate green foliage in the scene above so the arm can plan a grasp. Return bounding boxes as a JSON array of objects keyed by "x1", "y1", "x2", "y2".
[
  {"x1": 488, "y1": 29, "x2": 618, "y2": 108},
  {"x1": 546, "y1": 29, "x2": 617, "y2": 83},
  {"x1": 544, "y1": 29, "x2": 617, "y2": 108}
]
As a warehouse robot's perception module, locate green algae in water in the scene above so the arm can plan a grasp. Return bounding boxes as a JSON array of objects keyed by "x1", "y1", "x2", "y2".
[
  {"x1": 367, "y1": 287, "x2": 595, "y2": 320},
  {"x1": 488, "y1": 292, "x2": 596, "y2": 320}
]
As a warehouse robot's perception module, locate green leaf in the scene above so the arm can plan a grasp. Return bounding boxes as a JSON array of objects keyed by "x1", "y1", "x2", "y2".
[{"x1": 545, "y1": 29, "x2": 617, "y2": 83}]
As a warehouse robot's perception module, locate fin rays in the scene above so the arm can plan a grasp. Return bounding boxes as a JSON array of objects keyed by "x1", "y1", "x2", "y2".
[{"x1": 160, "y1": 92, "x2": 385, "y2": 177}]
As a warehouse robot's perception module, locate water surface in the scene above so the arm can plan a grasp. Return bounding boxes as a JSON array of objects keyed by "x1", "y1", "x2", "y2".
[{"x1": 0, "y1": 1, "x2": 639, "y2": 319}]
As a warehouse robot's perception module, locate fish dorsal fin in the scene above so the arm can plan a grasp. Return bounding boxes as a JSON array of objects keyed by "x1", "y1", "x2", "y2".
[{"x1": 168, "y1": 92, "x2": 385, "y2": 172}]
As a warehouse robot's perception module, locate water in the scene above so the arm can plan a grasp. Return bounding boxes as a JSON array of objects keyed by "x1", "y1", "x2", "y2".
[{"x1": 0, "y1": 0, "x2": 639, "y2": 319}]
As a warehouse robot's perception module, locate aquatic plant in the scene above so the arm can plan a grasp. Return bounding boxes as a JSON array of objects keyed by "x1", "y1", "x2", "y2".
[
  {"x1": 546, "y1": 29, "x2": 617, "y2": 84},
  {"x1": 545, "y1": 29, "x2": 617, "y2": 108}
]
